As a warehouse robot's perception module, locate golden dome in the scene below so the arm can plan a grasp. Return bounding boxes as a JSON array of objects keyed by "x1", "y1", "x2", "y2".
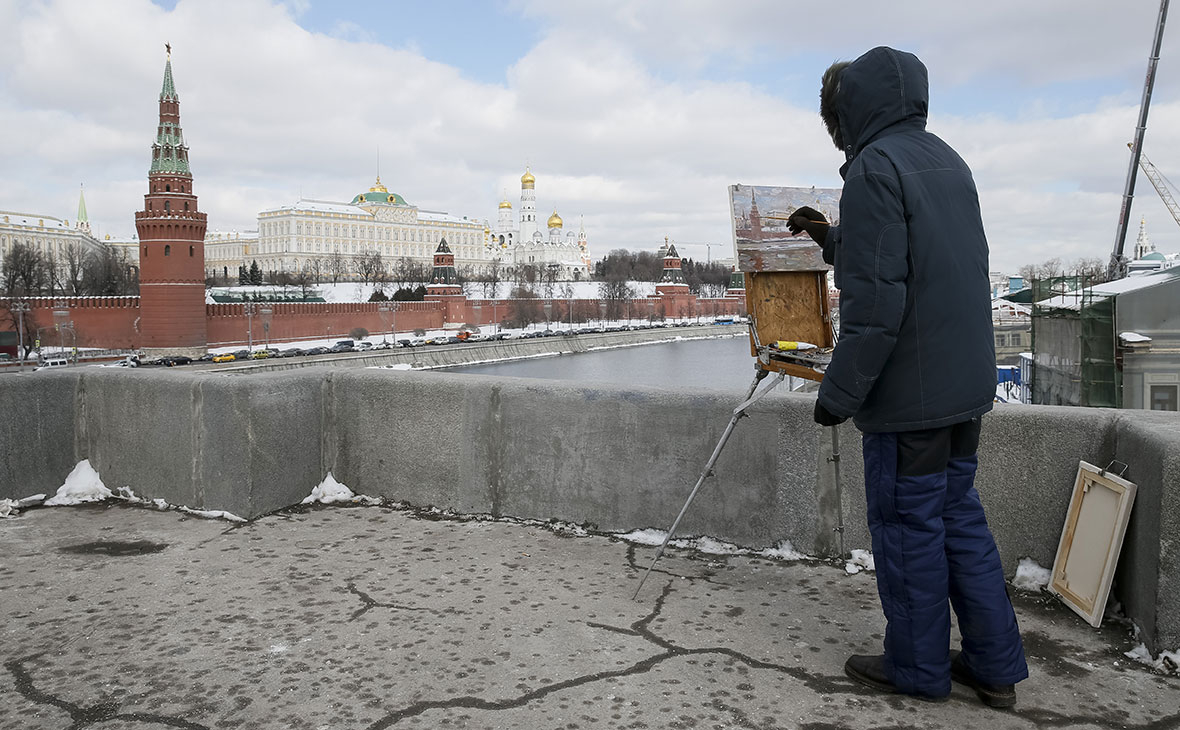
[
  {"x1": 547, "y1": 210, "x2": 563, "y2": 229},
  {"x1": 369, "y1": 175, "x2": 388, "y2": 193},
  {"x1": 521, "y1": 168, "x2": 535, "y2": 188},
  {"x1": 499, "y1": 199, "x2": 513, "y2": 209}
]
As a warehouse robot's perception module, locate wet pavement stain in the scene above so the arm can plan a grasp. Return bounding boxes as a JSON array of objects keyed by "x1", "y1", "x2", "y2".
[{"x1": 59, "y1": 540, "x2": 168, "y2": 556}]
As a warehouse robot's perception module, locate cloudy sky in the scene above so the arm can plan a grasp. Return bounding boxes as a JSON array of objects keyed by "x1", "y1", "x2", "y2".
[{"x1": 3, "y1": 0, "x2": 1180, "y2": 273}]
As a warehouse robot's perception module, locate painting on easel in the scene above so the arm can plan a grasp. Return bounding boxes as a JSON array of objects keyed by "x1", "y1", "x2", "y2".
[
  {"x1": 728, "y1": 184, "x2": 842, "y2": 382},
  {"x1": 728, "y1": 184, "x2": 841, "y2": 273}
]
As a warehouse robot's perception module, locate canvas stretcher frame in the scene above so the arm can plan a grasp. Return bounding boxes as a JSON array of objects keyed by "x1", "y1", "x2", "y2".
[{"x1": 1049, "y1": 461, "x2": 1137, "y2": 628}]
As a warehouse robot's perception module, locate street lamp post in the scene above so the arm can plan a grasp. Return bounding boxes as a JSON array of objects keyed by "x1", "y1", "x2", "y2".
[
  {"x1": 378, "y1": 301, "x2": 394, "y2": 342},
  {"x1": 260, "y1": 306, "x2": 273, "y2": 350},
  {"x1": 11, "y1": 301, "x2": 29, "y2": 372},
  {"x1": 599, "y1": 300, "x2": 607, "y2": 330},
  {"x1": 243, "y1": 302, "x2": 257, "y2": 353},
  {"x1": 53, "y1": 301, "x2": 69, "y2": 361},
  {"x1": 543, "y1": 300, "x2": 552, "y2": 331}
]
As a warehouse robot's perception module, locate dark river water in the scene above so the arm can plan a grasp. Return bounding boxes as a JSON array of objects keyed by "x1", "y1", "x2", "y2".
[{"x1": 446, "y1": 335, "x2": 772, "y2": 394}]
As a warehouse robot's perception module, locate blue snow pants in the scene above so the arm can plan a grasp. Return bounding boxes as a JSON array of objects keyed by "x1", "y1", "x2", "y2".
[{"x1": 861, "y1": 416, "x2": 1029, "y2": 697}]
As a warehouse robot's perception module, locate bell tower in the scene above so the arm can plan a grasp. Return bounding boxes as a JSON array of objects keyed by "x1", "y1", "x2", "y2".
[{"x1": 134, "y1": 45, "x2": 208, "y2": 357}]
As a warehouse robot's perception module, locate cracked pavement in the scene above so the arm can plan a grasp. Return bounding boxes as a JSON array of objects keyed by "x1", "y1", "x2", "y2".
[{"x1": 1, "y1": 503, "x2": 1177, "y2": 730}]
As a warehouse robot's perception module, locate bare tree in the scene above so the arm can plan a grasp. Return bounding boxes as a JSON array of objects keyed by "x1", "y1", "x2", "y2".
[
  {"x1": 356, "y1": 248, "x2": 385, "y2": 285},
  {"x1": 81, "y1": 247, "x2": 137, "y2": 295},
  {"x1": 2, "y1": 242, "x2": 48, "y2": 297},
  {"x1": 61, "y1": 243, "x2": 86, "y2": 295},
  {"x1": 391, "y1": 256, "x2": 429, "y2": 289},
  {"x1": 327, "y1": 250, "x2": 348, "y2": 284},
  {"x1": 597, "y1": 279, "x2": 635, "y2": 320},
  {"x1": 482, "y1": 257, "x2": 503, "y2": 299},
  {"x1": 293, "y1": 261, "x2": 318, "y2": 299}
]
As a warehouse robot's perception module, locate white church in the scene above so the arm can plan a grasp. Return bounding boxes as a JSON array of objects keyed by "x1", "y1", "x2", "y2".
[{"x1": 490, "y1": 168, "x2": 591, "y2": 280}]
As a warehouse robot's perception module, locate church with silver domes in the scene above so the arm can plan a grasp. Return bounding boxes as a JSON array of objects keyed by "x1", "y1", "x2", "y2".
[{"x1": 489, "y1": 168, "x2": 590, "y2": 280}]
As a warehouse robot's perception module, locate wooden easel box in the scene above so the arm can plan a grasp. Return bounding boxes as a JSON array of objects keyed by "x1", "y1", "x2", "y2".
[{"x1": 737, "y1": 238, "x2": 834, "y2": 382}]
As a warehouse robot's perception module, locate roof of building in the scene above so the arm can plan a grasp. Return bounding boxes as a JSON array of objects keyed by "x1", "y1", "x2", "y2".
[
  {"x1": 419, "y1": 210, "x2": 478, "y2": 226},
  {"x1": 1039, "y1": 267, "x2": 1180, "y2": 310},
  {"x1": 0, "y1": 211, "x2": 71, "y2": 230}
]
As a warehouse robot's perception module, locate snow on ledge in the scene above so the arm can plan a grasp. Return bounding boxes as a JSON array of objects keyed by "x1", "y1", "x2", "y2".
[
  {"x1": 613, "y1": 528, "x2": 811, "y2": 562},
  {"x1": 1, "y1": 494, "x2": 46, "y2": 519},
  {"x1": 1125, "y1": 643, "x2": 1180, "y2": 674},
  {"x1": 44, "y1": 460, "x2": 111, "y2": 506},
  {"x1": 1012, "y1": 557, "x2": 1052, "y2": 591},
  {"x1": 1119, "y1": 331, "x2": 1153, "y2": 343},
  {"x1": 113, "y1": 486, "x2": 247, "y2": 522},
  {"x1": 845, "y1": 549, "x2": 875, "y2": 574},
  {"x1": 302, "y1": 472, "x2": 381, "y2": 506}
]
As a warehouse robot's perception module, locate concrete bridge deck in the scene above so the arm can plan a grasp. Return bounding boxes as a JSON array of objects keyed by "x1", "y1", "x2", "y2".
[{"x1": 3, "y1": 502, "x2": 1176, "y2": 730}]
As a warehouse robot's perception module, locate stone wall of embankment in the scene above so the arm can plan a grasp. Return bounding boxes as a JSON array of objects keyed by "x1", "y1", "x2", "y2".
[
  {"x1": 204, "y1": 324, "x2": 745, "y2": 374},
  {"x1": 3, "y1": 365, "x2": 1178, "y2": 652}
]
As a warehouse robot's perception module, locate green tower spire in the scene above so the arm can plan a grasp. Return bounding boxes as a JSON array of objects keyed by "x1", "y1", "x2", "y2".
[
  {"x1": 149, "y1": 45, "x2": 190, "y2": 175},
  {"x1": 160, "y1": 44, "x2": 177, "y2": 101}
]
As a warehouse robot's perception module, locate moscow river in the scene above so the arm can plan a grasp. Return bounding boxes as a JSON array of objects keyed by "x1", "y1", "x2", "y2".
[{"x1": 446, "y1": 335, "x2": 803, "y2": 394}]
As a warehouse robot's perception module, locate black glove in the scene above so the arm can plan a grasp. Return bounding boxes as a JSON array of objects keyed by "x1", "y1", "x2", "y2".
[
  {"x1": 814, "y1": 399, "x2": 847, "y2": 427},
  {"x1": 787, "y1": 206, "x2": 829, "y2": 246}
]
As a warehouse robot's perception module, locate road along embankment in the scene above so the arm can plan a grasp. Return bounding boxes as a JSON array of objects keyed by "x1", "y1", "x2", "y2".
[
  {"x1": 3, "y1": 364, "x2": 1179, "y2": 654},
  {"x1": 201, "y1": 324, "x2": 747, "y2": 374}
]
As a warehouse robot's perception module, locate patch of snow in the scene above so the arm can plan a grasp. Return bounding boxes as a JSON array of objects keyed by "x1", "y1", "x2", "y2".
[
  {"x1": 616, "y1": 528, "x2": 668, "y2": 546},
  {"x1": 1124, "y1": 643, "x2": 1180, "y2": 674},
  {"x1": 301, "y1": 473, "x2": 382, "y2": 506},
  {"x1": 178, "y1": 506, "x2": 247, "y2": 523},
  {"x1": 303, "y1": 473, "x2": 355, "y2": 504},
  {"x1": 614, "y1": 530, "x2": 814, "y2": 562},
  {"x1": 375, "y1": 363, "x2": 413, "y2": 370},
  {"x1": 1012, "y1": 557, "x2": 1052, "y2": 591},
  {"x1": 268, "y1": 643, "x2": 289, "y2": 654},
  {"x1": 1119, "y1": 331, "x2": 1152, "y2": 343},
  {"x1": 44, "y1": 461, "x2": 112, "y2": 506},
  {"x1": 758, "y1": 540, "x2": 807, "y2": 561},
  {"x1": 692, "y1": 536, "x2": 745, "y2": 555},
  {"x1": 845, "y1": 549, "x2": 875, "y2": 574},
  {"x1": 116, "y1": 485, "x2": 245, "y2": 521}
]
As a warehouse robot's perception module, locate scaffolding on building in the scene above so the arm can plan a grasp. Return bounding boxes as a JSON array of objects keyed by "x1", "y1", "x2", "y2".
[{"x1": 1030, "y1": 275, "x2": 1120, "y2": 407}]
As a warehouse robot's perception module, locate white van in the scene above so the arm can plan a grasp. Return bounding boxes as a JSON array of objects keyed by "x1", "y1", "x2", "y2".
[{"x1": 34, "y1": 358, "x2": 69, "y2": 371}]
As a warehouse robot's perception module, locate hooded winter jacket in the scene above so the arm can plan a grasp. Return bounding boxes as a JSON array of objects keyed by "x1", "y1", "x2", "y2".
[{"x1": 818, "y1": 47, "x2": 996, "y2": 433}]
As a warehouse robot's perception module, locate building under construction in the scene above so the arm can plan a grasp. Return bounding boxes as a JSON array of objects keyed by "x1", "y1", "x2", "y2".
[{"x1": 1031, "y1": 268, "x2": 1180, "y2": 409}]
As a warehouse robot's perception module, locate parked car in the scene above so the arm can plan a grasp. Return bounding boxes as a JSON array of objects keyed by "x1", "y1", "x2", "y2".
[
  {"x1": 213, "y1": 354, "x2": 235, "y2": 363},
  {"x1": 196, "y1": 353, "x2": 215, "y2": 362},
  {"x1": 356, "y1": 341, "x2": 373, "y2": 351},
  {"x1": 119, "y1": 355, "x2": 141, "y2": 367},
  {"x1": 409, "y1": 337, "x2": 426, "y2": 347},
  {"x1": 302, "y1": 346, "x2": 329, "y2": 356},
  {"x1": 251, "y1": 350, "x2": 270, "y2": 359},
  {"x1": 374, "y1": 341, "x2": 392, "y2": 350},
  {"x1": 232, "y1": 350, "x2": 251, "y2": 360},
  {"x1": 329, "y1": 342, "x2": 354, "y2": 352},
  {"x1": 397, "y1": 339, "x2": 413, "y2": 348},
  {"x1": 34, "y1": 358, "x2": 69, "y2": 371}
]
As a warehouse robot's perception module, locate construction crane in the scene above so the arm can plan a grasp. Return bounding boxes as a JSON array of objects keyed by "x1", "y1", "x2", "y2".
[
  {"x1": 1109, "y1": 0, "x2": 1170, "y2": 280},
  {"x1": 1133, "y1": 143, "x2": 1180, "y2": 229}
]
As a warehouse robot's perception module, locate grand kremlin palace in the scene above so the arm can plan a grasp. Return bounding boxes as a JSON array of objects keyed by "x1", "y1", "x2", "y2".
[
  {"x1": 203, "y1": 169, "x2": 590, "y2": 281},
  {"x1": 203, "y1": 176, "x2": 492, "y2": 279}
]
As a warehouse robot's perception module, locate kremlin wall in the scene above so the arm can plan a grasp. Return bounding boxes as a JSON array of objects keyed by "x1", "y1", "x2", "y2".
[{"x1": 6, "y1": 53, "x2": 744, "y2": 356}]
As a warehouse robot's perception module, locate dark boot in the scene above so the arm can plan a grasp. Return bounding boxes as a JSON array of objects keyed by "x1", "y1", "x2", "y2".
[
  {"x1": 844, "y1": 655, "x2": 948, "y2": 703},
  {"x1": 950, "y1": 650, "x2": 1017, "y2": 708}
]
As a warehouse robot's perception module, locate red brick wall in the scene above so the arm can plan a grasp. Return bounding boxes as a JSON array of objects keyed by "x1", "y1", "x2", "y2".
[
  {"x1": 205, "y1": 301, "x2": 446, "y2": 346},
  {"x1": 2, "y1": 293, "x2": 746, "y2": 352},
  {"x1": 5, "y1": 297, "x2": 142, "y2": 349}
]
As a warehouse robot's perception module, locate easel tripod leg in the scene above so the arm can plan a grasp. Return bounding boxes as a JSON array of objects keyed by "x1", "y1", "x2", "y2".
[{"x1": 631, "y1": 370, "x2": 784, "y2": 599}]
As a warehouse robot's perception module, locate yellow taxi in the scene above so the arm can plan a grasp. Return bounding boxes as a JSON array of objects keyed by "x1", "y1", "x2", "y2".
[{"x1": 212, "y1": 354, "x2": 235, "y2": 363}]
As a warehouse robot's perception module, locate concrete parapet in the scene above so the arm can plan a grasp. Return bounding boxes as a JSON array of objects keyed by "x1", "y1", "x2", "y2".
[{"x1": 1, "y1": 367, "x2": 1177, "y2": 651}]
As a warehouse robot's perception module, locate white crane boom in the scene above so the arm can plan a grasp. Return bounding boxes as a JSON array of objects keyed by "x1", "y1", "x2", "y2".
[{"x1": 1134, "y1": 144, "x2": 1180, "y2": 229}]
